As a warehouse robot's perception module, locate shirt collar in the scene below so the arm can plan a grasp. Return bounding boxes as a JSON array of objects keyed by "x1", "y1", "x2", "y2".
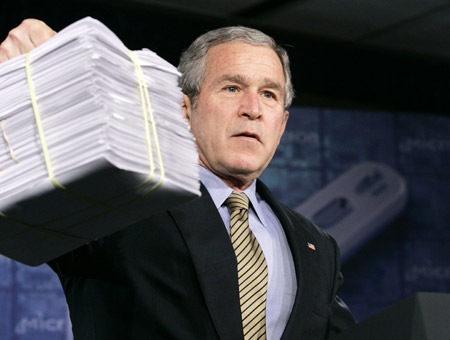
[{"x1": 199, "y1": 166, "x2": 267, "y2": 227}]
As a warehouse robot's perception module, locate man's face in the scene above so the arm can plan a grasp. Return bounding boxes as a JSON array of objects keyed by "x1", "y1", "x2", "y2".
[{"x1": 183, "y1": 42, "x2": 289, "y2": 189}]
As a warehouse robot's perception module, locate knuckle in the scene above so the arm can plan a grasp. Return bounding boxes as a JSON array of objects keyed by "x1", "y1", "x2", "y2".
[
  {"x1": 0, "y1": 44, "x2": 10, "y2": 61},
  {"x1": 21, "y1": 18, "x2": 41, "y2": 27},
  {"x1": 7, "y1": 19, "x2": 44, "y2": 41},
  {"x1": 22, "y1": 18, "x2": 55, "y2": 38},
  {"x1": 7, "y1": 27, "x2": 20, "y2": 40},
  {"x1": 19, "y1": 18, "x2": 44, "y2": 34},
  {"x1": 0, "y1": 40, "x2": 9, "y2": 53}
]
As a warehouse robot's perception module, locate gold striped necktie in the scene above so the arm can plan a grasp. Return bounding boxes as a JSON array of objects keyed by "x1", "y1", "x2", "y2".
[{"x1": 226, "y1": 192, "x2": 268, "y2": 340}]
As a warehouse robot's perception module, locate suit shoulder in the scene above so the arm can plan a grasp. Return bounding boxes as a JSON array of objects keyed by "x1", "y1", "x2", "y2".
[
  {"x1": 277, "y1": 200, "x2": 335, "y2": 242},
  {"x1": 256, "y1": 179, "x2": 330, "y2": 238}
]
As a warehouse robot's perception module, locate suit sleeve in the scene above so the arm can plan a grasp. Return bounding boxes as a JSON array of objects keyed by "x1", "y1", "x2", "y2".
[{"x1": 325, "y1": 236, "x2": 356, "y2": 339}]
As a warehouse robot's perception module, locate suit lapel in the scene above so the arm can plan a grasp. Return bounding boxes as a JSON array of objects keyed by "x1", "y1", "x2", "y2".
[
  {"x1": 256, "y1": 180, "x2": 321, "y2": 340},
  {"x1": 169, "y1": 184, "x2": 244, "y2": 340}
]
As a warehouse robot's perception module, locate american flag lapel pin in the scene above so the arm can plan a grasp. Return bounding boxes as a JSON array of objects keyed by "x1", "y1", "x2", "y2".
[{"x1": 307, "y1": 242, "x2": 316, "y2": 251}]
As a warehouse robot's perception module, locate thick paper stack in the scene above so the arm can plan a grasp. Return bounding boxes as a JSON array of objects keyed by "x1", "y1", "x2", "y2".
[{"x1": 0, "y1": 17, "x2": 200, "y2": 266}]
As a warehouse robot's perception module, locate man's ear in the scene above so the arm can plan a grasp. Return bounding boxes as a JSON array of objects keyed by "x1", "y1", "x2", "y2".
[
  {"x1": 181, "y1": 94, "x2": 192, "y2": 122},
  {"x1": 278, "y1": 109, "x2": 289, "y2": 145},
  {"x1": 281, "y1": 109, "x2": 289, "y2": 132},
  {"x1": 283, "y1": 109, "x2": 289, "y2": 124}
]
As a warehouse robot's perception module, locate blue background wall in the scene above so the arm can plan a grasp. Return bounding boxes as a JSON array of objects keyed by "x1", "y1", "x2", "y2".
[
  {"x1": 260, "y1": 107, "x2": 450, "y2": 321},
  {"x1": 1, "y1": 106, "x2": 449, "y2": 339}
]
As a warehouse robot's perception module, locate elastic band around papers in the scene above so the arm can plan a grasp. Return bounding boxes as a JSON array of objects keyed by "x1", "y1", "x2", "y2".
[
  {"x1": 129, "y1": 50, "x2": 165, "y2": 194},
  {"x1": 129, "y1": 50, "x2": 155, "y2": 181},
  {"x1": 26, "y1": 50, "x2": 164, "y2": 194},
  {"x1": 1, "y1": 120, "x2": 18, "y2": 163},
  {"x1": 19, "y1": 53, "x2": 145, "y2": 228},
  {"x1": 26, "y1": 53, "x2": 66, "y2": 190},
  {"x1": 0, "y1": 50, "x2": 168, "y2": 240}
]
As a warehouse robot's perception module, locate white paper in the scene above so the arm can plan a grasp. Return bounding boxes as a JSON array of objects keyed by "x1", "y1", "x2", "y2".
[{"x1": 0, "y1": 17, "x2": 200, "y2": 266}]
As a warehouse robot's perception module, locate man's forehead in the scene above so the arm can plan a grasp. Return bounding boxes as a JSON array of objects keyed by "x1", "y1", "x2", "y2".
[
  {"x1": 204, "y1": 42, "x2": 285, "y2": 80},
  {"x1": 206, "y1": 41, "x2": 279, "y2": 61},
  {"x1": 214, "y1": 73, "x2": 284, "y2": 92}
]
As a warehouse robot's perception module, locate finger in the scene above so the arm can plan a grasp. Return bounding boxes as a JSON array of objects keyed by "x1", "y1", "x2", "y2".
[
  {"x1": 0, "y1": 20, "x2": 38, "y2": 61},
  {"x1": 0, "y1": 51, "x2": 7, "y2": 63},
  {"x1": 0, "y1": 39, "x2": 23, "y2": 62},
  {"x1": 6, "y1": 27, "x2": 36, "y2": 54},
  {"x1": 26, "y1": 19, "x2": 57, "y2": 47},
  {"x1": 0, "y1": 19, "x2": 56, "y2": 63}
]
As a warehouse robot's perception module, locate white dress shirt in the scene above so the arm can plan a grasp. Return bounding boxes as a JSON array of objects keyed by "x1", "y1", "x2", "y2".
[{"x1": 200, "y1": 166, "x2": 297, "y2": 340}]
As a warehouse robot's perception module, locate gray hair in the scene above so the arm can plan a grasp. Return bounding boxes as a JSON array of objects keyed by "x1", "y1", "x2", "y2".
[{"x1": 178, "y1": 26, "x2": 294, "y2": 108}]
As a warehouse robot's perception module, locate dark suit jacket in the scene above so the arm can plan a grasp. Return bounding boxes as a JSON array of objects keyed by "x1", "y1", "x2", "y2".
[{"x1": 49, "y1": 180, "x2": 355, "y2": 339}]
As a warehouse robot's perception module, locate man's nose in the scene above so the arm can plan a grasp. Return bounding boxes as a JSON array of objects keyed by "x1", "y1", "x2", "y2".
[{"x1": 239, "y1": 91, "x2": 261, "y2": 120}]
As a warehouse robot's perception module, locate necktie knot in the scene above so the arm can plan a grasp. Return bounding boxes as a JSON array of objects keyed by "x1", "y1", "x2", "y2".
[{"x1": 225, "y1": 192, "x2": 249, "y2": 213}]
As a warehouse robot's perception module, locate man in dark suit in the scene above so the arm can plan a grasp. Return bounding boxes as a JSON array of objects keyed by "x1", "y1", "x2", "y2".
[{"x1": 1, "y1": 20, "x2": 355, "y2": 339}]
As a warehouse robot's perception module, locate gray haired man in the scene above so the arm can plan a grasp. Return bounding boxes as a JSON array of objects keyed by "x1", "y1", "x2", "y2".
[{"x1": 1, "y1": 20, "x2": 355, "y2": 340}]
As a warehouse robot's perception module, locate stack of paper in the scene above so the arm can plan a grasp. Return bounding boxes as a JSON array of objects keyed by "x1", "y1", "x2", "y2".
[{"x1": 0, "y1": 17, "x2": 200, "y2": 266}]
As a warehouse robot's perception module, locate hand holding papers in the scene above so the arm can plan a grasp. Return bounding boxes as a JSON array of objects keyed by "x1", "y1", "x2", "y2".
[{"x1": 0, "y1": 17, "x2": 200, "y2": 266}]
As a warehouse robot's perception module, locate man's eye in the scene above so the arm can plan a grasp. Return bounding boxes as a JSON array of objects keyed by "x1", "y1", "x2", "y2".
[
  {"x1": 226, "y1": 86, "x2": 238, "y2": 92},
  {"x1": 263, "y1": 91, "x2": 274, "y2": 99}
]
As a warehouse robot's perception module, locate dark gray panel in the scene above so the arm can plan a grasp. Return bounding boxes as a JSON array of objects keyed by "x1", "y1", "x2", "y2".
[
  {"x1": 254, "y1": 0, "x2": 448, "y2": 40},
  {"x1": 363, "y1": 7, "x2": 450, "y2": 58}
]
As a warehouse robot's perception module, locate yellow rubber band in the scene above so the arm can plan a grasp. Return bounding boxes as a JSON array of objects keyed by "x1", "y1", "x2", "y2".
[
  {"x1": 142, "y1": 61, "x2": 165, "y2": 193},
  {"x1": 129, "y1": 50, "x2": 165, "y2": 193},
  {"x1": 129, "y1": 50, "x2": 155, "y2": 183},
  {"x1": 26, "y1": 52, "x2": 66, "y2": 190},
  {"x1": 0, "y1": 50, "x2": 167, "y2": 233},
  {"x1": 1, "y1": 120, "x2": 18, "y2": 163}
]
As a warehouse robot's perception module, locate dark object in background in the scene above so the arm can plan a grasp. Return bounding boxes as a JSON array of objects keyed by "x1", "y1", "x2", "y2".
[
  {"x1": 332, "y1": 292, "x2": 450, "y2": 340},
  {"x1": 296, "y1": 162, "x2": 407, "y2": 261}
]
